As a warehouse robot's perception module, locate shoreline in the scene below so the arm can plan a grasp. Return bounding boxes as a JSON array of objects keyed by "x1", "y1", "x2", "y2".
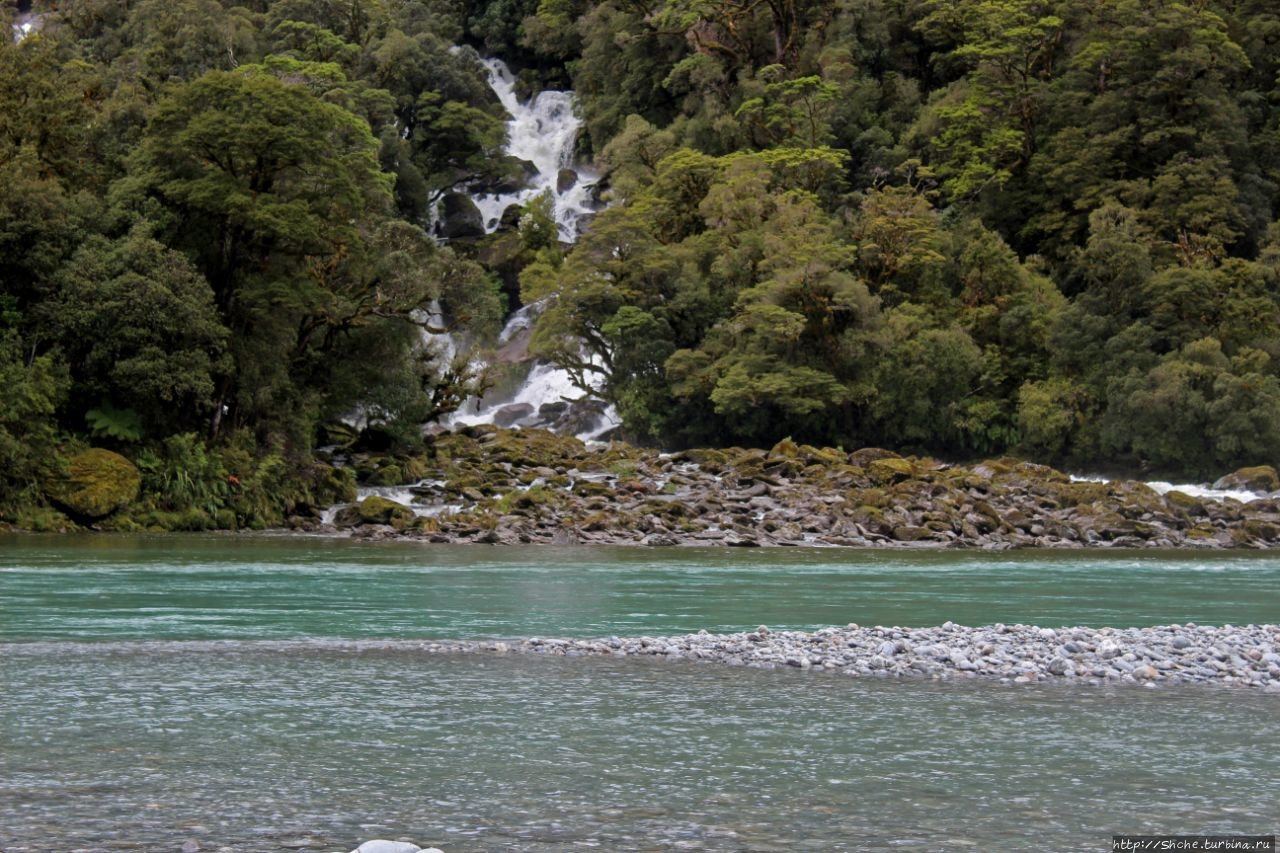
[{"x1": 307, "y1": 428, "x2": 1280, "y2": 550}]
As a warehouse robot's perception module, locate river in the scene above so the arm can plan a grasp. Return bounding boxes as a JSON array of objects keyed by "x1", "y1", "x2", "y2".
[{"x1": 2, "y1": 534, "x2": 1277, "y2": 852}]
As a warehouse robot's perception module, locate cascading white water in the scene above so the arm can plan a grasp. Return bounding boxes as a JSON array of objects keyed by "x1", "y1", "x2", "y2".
[
  {"x1": 444, "y1": 301, "x2": 620, "y2": 441},
  {"x1": 441, "y1": 59, "x2": 619, "y2": 442},
  {"x1": 1069, "y1": 474, "x2": 1272, "y2": 504},
  {"x1": 472, "y1": 58, "x2": 600, "y2": 241}
]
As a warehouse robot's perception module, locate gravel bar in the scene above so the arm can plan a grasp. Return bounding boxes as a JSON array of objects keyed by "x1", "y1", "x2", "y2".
[{"x1": 414, "y1": 623, "x2": 1280, "y2": 690}]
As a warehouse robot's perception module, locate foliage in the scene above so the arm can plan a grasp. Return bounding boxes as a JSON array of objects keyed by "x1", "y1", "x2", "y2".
[
  {"x1": 134, "y1": 433, "x2": 229, "y2": 514},
  {"x1": 5, "y1": 0, "x2": 1280, "y2": 518},
  {"x1": 0, "y1": 332, "x2": 70, "y2": 517}
]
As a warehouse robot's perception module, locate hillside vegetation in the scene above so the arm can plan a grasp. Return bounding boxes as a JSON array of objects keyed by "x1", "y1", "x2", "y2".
[{"x1": 2, "y1": 0, "x2": 1279, "y2": 527}]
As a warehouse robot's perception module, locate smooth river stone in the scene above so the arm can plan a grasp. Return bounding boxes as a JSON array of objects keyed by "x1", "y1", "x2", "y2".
[{"x1": 349, "y1": 842, "x2": 444, "y2": 853}]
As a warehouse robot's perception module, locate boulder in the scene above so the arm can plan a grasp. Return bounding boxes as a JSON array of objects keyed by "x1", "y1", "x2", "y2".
[
  {"x1": 476, "y1": 156, "x2": 538, "y2": 196},
  {"x1": 438, "y1": 192, "x2": 485, "y2": 240},
  {"x1": 557, "y1": 167, "x2": 578, "y2": 194},
  {"x1": 492, "y1": 402, "x2": 536, "y2": 427},
  {"x1": 848, "y1": 447, "x2": 901, "y2": 468},
  {"x1": 353, "y1": 496, "x2": 416, "y2": 530},
  {"x1": 1212, "y1": 465, "x2": 1279, "y2": 492},
  {"x1": 538, "y1": 401, "x2": 569, "y2": 420},
  {"x1": 867, "y1": 456, "x2": 916, "y2": 485},
  {"x1": 46, "y1": 448, "x2": 141, "y2": 518},
  {"x1": 350, "y1": 842, "x2": 443, "y2": 853},
  {"x1": 498, "y1": 203, "x2": 524, "y2": 231}
]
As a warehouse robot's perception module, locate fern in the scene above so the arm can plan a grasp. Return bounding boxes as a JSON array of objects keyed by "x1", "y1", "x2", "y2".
[{"x1": 86, "y1": 405, "x2": 144, "y2": 442}]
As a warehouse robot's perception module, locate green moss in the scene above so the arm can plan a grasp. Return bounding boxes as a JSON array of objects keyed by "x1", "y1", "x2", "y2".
[
  {"x1": 365, "y1": 464, "x2": 407, "y2": 487},
  {"x1": 133, "y1": 508, "x2": 217, "y2": 531},
  {"x1": 15, "y1": 506, "x2": 76, "y2": 532},
  {"x1": 356, "y1": 496, "x2": 416, "y2": 529},
  {"x1": 1242, "y1": 519, "x2": 1279, "y2": 541},
  {"x1": 45, "y1": 448, "x2": 141, "y2": 519},
  {"x1": 1163, "y1": 490, "x2": 1206, "y2": 516},
  {"x1": 1215, "y1": 465, "x2": 1279, "y2": 492},
  {"x1": 867, "y1": 457, "x2": 916, "y2": 485}
]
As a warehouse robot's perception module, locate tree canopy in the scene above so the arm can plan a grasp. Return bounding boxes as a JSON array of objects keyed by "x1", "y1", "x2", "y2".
[{"x1": 3, "y1": 0, "x2": 1280, "y2": 528}]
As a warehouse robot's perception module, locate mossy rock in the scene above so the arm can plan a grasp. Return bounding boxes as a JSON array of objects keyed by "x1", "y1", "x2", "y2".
[
  {"x1": 867, "y1": 457, "x2": 916, "y2": 485},
  {"x1": 848, "y1": 447, "x2": 900, "y2": 468},
  {"x1": 1212, "y1": 465, "x2": 1279, "y2": 492},
  {"x1": 851, "y1": 487, "x2": 889, "y2": 508},
  {"x1": 136, "y1": 508, "x2": 217, "y2": 532},
  {"x1": 365, "y1": 464, "x2": 408, "y2": 487},
  {"x1": 1061, "y1": 481, "x2": 1113, "y2": 505},
  {"x1": 305, "y1": 462, "x2": 357, "y2": 506},
  {"x1": 1242, "y1": 519, "x2": 1280, "y2": 542},
  {"x1": 1186, "y1": 523, "x2": 1219, "y2": 541},
  {"x1": 46, "y1": 448, "x2": 141, "y2": 519},
  {"x1": 573, "y1": 481, "x2": 614, "y2": 498},
  {"x1": 768, "y1": 437, "x2": 801, "y2": 458},
  {"x1": 483, "y1": 427, "x2": 587, "y2": 469},
  {"x1": 891, "y1": 524, "x2": 931, "y2": 542},
  {"x1": 671, "y1": 447, "x2": 729, "y2": 473},
  {"x1": 354, "y1": 496, "x2": 416, "y2": 529},
  {"x1": 1163, "y1": 490, "x2": 1206, "y2": 517},
  {"x1": 762, "y1": 457, "x2": 801, "y2": 479}
]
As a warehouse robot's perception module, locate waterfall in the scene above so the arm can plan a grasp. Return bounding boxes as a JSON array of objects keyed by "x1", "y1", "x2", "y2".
[
  {"x1": 472, "y1": 58, "x2": 600, "y2": 242},
  {"x1": 11, "y1": 13, "x2": 40, "y2": 41},
  {"x1": 439, "y1": 58, "x2": 619, "y2": 442},
  {"x1": 444, "y1": 301, "x2": 620, "y2": 442}
]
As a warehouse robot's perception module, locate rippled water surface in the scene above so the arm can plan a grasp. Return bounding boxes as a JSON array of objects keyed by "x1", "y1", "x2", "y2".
[
  {"x1": 4, "y1": 535, "x2": 1280, "y2": 639},
  {"x1": 1, "y1": 535, "x2": 1277, "y2": 852},
  {"x1": 4, "y1": 644, "x2": 1278, "y2": 853}
]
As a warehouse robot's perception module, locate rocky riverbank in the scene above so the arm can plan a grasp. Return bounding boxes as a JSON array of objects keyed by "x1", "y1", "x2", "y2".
[
  {"x1": 308, "y1": 426, "x2": 1280, "y2": 549},
  {"x1": 411, "y1": 622, "x2": 1280, "y2": 690}
]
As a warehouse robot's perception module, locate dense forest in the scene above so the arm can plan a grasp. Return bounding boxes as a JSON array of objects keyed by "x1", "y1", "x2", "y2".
[{"x1": 3, "y1": 0, "x2": 1280, "y2": 528}]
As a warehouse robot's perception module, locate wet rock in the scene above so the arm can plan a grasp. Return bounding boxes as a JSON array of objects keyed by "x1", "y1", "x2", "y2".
[
  {"x1": 492, "y1": 403, "x2": 536, "y2": 427},
  {"x1": 1212, "y1": 465, "x2": 1278, "y2": 492},
  {"x1": 350, "y1": 842, "x2": 439, "y2": 853},
  {"x1": 497, "y1": 203, "x2": 524, "y2": 231},
  {"x1": 344, "y1": 496, "x2": 416, "y2": 531},
  {"x1": 438, "y1": 192, "x2": 485, "y2": 239},
  {"x1": 557, "y1": 167, "x2": 578, "y2": 194}
]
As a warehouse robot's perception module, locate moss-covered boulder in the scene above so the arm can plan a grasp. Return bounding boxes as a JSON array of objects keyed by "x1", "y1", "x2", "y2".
[
  {"x1": 848, "y1": 447, "x2": 900, "y2": 468},
  {"x1": 1212, "y1": 465, "x2": 1279, "y2": 492},
  {"x1": 334, "y1": 496, "x2": 417, "y2": 531},
  {"x1": 46, "y1": 448, "x2": 141, "y2": 519},
  {"x1": 1163, "y1": 490, "x2": 1207, "y2": 517},
  {"x1": 867, "y1": 456, "x2": 917, "y2": 485}
]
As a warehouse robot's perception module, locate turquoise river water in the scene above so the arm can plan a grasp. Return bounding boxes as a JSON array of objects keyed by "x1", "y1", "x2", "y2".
[{"x1": 1, "y1": 534, "x2": 1278, "y2": 852}]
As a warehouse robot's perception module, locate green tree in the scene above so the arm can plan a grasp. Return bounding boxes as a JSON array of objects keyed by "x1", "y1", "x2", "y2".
[
  {"x1": 1101, "y1": 338, "x2": 1280, "y2": 476},
  {"x1": 867, "y1": 305, "x2": 984, "y2": 452},
  {"x1": 120, "y1": 68, "x2": 474, "y2": 442},
  {"x1": 0, "y1": 331, "x2": 70, "y2": 517},
  {"x1": 911, "y1": 0, "x2": 1065, "y2": 200},
  {"x1": 46, "y1": 225, "x2": 231, "y2": 437},
  {"x1": 1029, "y1": 0, "x2": 1255, "y2": 254}
]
